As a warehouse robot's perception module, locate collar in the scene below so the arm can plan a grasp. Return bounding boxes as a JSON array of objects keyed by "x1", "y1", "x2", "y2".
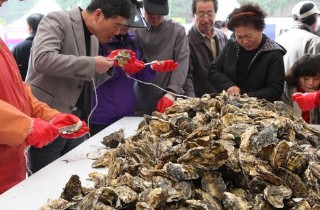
[
  {"x1": 80, "y1": 8, "x2": 92, "y2": 37},
  {"x1": 196, "y1": 27, "x2": 215, "y2": 39}
]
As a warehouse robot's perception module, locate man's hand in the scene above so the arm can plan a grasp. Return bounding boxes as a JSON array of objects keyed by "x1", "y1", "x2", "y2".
[
  {"x1": 107, "y1": 49, "x2": 145, "y2": 74},
  {"x1": 50, "y1": 113, "x2": 90, "y2": 138},
  {"x1": 156, "y1": 93, "x2": 175, "y2": 113},
  {"x1": 292, "y1": 92, "x2": 317, "y2": 111},
  {"x1": 95, "y1": 56, "x2": 114, "y2": 74},
  {"x1": 26, "y1": 118, "x2": 59, "y2": 148},
  {"x1": 151, "y1": 60, "x2": 179, "y2": 72},
  {"x1": 227, "y1": 86, "x2": 241, "y2": 96},
  {"x1": 123, "y1": 60, "x2": 145, "y2": 75}
]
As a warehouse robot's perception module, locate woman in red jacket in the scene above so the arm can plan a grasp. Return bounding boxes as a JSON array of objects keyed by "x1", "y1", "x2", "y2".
[{"x1": 0, "y1": 0, "x2": 89, "y2": 194}]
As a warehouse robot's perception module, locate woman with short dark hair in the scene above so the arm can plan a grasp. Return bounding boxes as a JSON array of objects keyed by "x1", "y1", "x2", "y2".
[{"x1": 208, "y1": 3, "x2": 286, "y2": 102}]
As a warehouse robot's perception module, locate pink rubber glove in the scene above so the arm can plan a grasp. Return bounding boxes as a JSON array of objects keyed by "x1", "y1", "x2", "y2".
[
  {"x1": 50, "y1": 113, "x2": 90, "y2": 138},
  {"x1": 151, "y1": 60, "x2": 179, "y2": 72},
  {"x1": 156, "y1": 94, "x2": 175, "y2": 113},
  {"x1": 291, "y1": 92, "x2": 318, "y2": 111},
  {"x1": 26, "y1": 118, "x2": 59, "y2": 148}
]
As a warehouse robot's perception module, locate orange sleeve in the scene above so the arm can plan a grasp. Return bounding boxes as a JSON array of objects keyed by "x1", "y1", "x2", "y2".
[
  {"x1": 0, "y1": 100, "x2": 32, "y2": 147},
  {"x1": 24, "y1": 84, "x2": 60, "y2": 122}
]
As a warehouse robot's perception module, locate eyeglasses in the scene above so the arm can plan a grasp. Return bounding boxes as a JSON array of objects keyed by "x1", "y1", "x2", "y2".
[{"x1": 195, "y1": 11, "x2": 214, "y2": 19}]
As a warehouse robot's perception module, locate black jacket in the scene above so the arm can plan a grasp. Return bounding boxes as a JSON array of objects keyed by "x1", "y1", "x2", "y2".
[
  {"x1": 208, "y1": 34, "x2": 286, "y2": 102},
  {"x1": 11, "y1": 33, "x2": 35, "y2": 80}
]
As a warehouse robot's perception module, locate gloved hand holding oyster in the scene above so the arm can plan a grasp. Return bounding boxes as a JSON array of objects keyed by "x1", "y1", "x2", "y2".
[{"x1": 107, "y1": 49, "x2": 145, "y2": 75}]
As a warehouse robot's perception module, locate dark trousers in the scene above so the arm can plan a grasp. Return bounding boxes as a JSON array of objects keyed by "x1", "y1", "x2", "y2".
[
  {"x1": 89, "y1": 124, "x2": 107, "y2": 136},
  {"x1": 27, "y1": 135, "x2": 87, "y2": 175}
]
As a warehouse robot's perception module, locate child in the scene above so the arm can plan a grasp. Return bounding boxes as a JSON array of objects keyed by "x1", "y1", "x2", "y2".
[{"x1": 282, "y1": 54, "x2": 320, "y2": 124}]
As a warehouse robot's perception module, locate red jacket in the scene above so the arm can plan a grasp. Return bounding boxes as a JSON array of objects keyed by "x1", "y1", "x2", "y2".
[{"x1": 0, "y1": 39, "x2": 59, "y2": 194}]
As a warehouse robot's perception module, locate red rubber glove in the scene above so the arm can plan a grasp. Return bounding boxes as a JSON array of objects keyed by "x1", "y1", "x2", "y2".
[
  {"x1": 151, "y1": 60, "x2": 179, "y2": 72},
  {"x1": 291, "y1": 92, "x2": 318, "y2": 111},
  {"x1": 123, "y1": 60, "x2": 145, "y2": 75},
  {"x1": 50, "y1": 113, "x2": 90, "y2": 139},
  {"x1": 26, "y1": 118, "x2": 59, "y2": 148},
  {"x1": 156, "y1": 94, "x2": 175, "y2": 113},
  {"x1": 107, "y1": 49, "x2": 136, "y2": 67}
]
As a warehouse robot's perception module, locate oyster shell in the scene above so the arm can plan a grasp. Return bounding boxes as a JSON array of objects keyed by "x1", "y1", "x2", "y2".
[{"x1": 263, "y1": 185, "x2": 292, "y2": 208}]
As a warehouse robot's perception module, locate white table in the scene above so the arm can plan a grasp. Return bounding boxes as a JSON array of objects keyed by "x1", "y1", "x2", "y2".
[{"x1": 0, "y1": 117, "x2": 143, "y2": 210}]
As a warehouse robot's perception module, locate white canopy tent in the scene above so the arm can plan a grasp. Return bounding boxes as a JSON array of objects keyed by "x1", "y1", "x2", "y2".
[
  {"x1": 3, "y1": 0, "x2": 61, "y2": 49},
  {"x1": 216, "y1": 0, "x2": 240, "y2": 21},
  {"x1": 6, "y1": 0, "x2": 61, "y2": 29}
]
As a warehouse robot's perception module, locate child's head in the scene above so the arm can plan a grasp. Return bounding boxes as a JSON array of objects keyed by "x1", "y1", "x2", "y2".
[{"x1": 286, "y1": 54, "x2": 320, "y2": 92}]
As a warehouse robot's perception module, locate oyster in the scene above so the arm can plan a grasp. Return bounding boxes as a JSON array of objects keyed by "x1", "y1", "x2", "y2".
[
  {"x1": 39, "y1": 198, "x2": 75, "y2": 210},
  {"x1": 41, "y1": 92, "x2": 320, "y2": 209},
  {"x1": 101, "y1": 129, "x2": 125, "y2": 148},
  {"x1": 263, "y1": 185, "x2": 292, "y2": 208},
  {"x1": 222, "y1": 192, "x2": 248, "y2": 210}
]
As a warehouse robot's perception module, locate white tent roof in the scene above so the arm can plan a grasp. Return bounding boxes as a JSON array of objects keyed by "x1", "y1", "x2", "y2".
[
  {"x1": 6, "y1": 0, "x2": 61, "y2": 29},
  {"x1": 216, "y1": 0, "x2": 240, "y2": 21}
]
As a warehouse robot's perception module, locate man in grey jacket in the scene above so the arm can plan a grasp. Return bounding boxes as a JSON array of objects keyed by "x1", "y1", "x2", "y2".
[
  {"x1": 184, "y1": 0, "x2": 228, "y2": 97},
  {"x1": 133, "y1": 0, "x2": 189, "y2": 114},
  {"x1": 276, "y1": 1, "x2": 320, "y2": 73},
  {"x1": 25, "y1": 0, "x2": 132, "y2": 173}
]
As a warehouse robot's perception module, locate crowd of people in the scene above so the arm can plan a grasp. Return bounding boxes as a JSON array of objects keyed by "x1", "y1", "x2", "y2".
[{"x1": 1, "y1": 0, "x2": 320, "y2": 194}]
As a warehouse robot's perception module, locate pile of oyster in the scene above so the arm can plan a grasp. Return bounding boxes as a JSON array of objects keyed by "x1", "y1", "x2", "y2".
[{"x1": 40, "y1": 92, "x2": 320, "y2": 209}]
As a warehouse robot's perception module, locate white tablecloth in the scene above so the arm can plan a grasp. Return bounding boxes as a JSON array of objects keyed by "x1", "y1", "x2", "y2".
[{"x1": 0, "y1": 117, "x2": 143, "y2": 210}]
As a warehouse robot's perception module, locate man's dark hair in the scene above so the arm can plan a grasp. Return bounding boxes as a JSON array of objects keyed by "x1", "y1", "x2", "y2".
[
  {"x1": 27, "y1": 13, "x2": 44, "y2": 32},
  {"x1": 86, "y1": 0, "x2": 132, "y2": 20},
  {"x1": 192, "y1": 0, "x2": 218, "y2": 14},
  {"x1": 300, "y1": 14, "x2": 317, "y2": 26}
]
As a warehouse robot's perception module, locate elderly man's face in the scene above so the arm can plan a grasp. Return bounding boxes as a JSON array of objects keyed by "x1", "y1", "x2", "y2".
[{"x1": 143, "y1": 9, "x2": 164, "y2": 27}]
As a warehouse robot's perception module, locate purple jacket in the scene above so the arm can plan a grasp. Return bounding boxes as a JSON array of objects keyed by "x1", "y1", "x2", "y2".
[{"x1": 90, "y1": 33, "x2": 156, "y2": 126}]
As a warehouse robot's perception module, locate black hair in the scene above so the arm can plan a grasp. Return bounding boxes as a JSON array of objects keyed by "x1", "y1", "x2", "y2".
[
  {"x1": 27, "y1": 13, "x2": 44, "y2": 32},
  {"x1": 286, "y1": 54, "x2": 320, "y2": 87},
  {"x1": 300, "y1": 14, "x2": 317, "y2": 26},
  {"x1": 227, "y1": 3, "x2": 266, "y2": 31},
  {"x1": 86, "y1": 0, "x2": 132, "y2": 20},
  {"x1": 192, "y1": 0, "x2": 218, "y2": 14}
]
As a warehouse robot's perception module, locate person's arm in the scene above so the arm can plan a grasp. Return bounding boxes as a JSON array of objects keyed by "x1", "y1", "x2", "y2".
[
  {"x1": 30, "y1": 12, "x2": 95, "y2": 79},
  {"x1": 246, "y1": 51, "x2": 285, "y2": 102},
  {"x1": 156, "y1": 26, "x2": 190, "y2": 112},
  {"x1": 25, "y1": 84, "x2": 89, "y2": 139},
  {"x1": 0, "y1": 100, "x2": 33, "y2": 147},
  {"x1": 208, "y1": 42, "x2": 237, "y2": 92},
  {"x1": 292, "y1": 91, "x2": 320, "y2": 111},
  {"x1": 24, "y1": 83, "x2": 60, "y2": 121},
  {"x1": 182, "y1": 61, "x2": 196, "y2": 98},
  {"x1": 165, "y1": 26, "x2": 190, "y2": 95}
]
